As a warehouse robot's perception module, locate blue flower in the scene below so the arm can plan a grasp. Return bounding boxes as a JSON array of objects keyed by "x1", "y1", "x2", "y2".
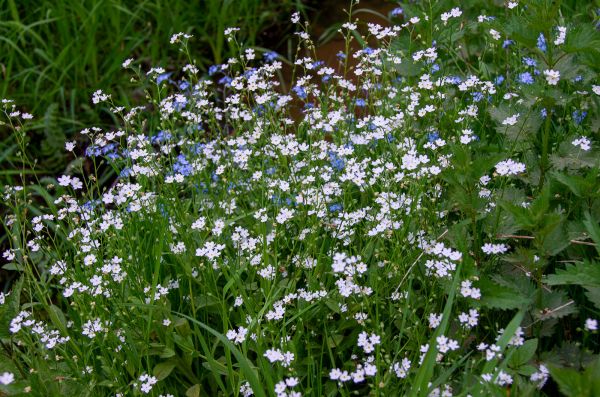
[
  {"x1": 494, "y1": 75, "x2": 505, "y2": 86},
  {"x1": 152, "y1": 130, "x2": 172, "y2": 144},
  {"x1": 336, "y1": 51, "x2": 346, "y2": 60},
  {"x1": 355, "y1": 98, "x2": 366, "y2": 107},
  {"x1": 292, "y1": 85, "x2": 307, "y2": 99},
  {"x1": 173, "y1": 154, "x2": 193, "y2": 176},
  {"x1": 522, "y1": 57, "x2": 537, "y2": 67},
  {"x1": 119, "y1": 167, "x2": 132, "y2": 178},
  {"x1": 328, "y1": 151, "x2": 345, "y2": 171},
  {"x1": 431, "y1": 63, "x2": 440, "y2": 73},
  {"x1": 85, "y1": 145, "x2": 102, "y2": 157},
  {"x1": 573, "y1": 110, "x2": 587, "y2": 125},
  {"x1": 329, "y1": 203, "x2": 343, "y2": 212},
  {"x1": 82, "y1": 200, "x2": 98, "y2": 211},
  {"x1": 179, "y1": 81, "x2": 190, "y2": 91},
  {"x1": 517, "y1": 72, "x2": 534, "y2": 85},
  {"x1": 540, "y1": 108, "x2": 547, "y2": 118},
  {"x1": 502, "y1": 40, "x2": 514, "y2": 48},
  {"x1": 263, "y1": 51, "x2": 278, "y2": 62},
  {"x1": 391, "y1": 7, "x2": 403, "y2": 17},
  {"x1": 208, "y1": 65, "x2": 221, "y2": 76},
  {"x1": 472, "y1": 92, "x2": 484, "y2": 102},
  {"x1": 427, "y1": 131, "x2": 440, "y2": 142},
  {"x1": 537, "y1": 33, "x2": 547, "y2": 52},
  {"x1": 157, "y1": 72, "x2": 172, "y2": 84},
  {"x1": 310, "y1": 60, "x2": 324, "y2": 70},
  {"x1": 218, "y1": 76, "x2": 232, "y2": 86}
]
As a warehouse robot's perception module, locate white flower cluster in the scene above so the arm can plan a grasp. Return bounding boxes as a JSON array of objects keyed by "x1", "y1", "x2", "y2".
[
  {"x1": 572, "y1": 136, "x2": 591, "y2": 151},
  {"x1": 495, "y1": 160, "x2": 526, "y2": 176},
  {"x1": 482, "y1": 243, "x2": 509, "y2": 255},
  {"x1": 138, "y1": 373, "x2": 158, "y2": 394}
]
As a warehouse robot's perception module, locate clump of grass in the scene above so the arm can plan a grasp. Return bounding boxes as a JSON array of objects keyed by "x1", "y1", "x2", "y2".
[{"x1": 1, "y1": 1, "x2": 600, "y2": 396}]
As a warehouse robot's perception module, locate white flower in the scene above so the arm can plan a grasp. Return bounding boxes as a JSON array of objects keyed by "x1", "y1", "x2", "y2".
[
  {"x1": 84, "y1": 254, "x2": 96, "y2": 266},
  {"x1": 489, "y1": 29, "x2": 501, "y2": 40},
  {"x1": 496, "y1": 371, "x2": 513, "y2": 386},
  {"x1": 543, "y1": 69, "x2": 560, "y2": 85},
  {"x1": 70, "y1": 176, "x2": 83, "y2": 190},
  {"x1": 170, "y1": 32, "x2": 192, "y2": 44},
  {"x1": 572, "y1": 136, "x2": 591, "y2": 151},
  {"x1": 196, "y1": 241, "x2": 226, "y2": 261},
  {"x1": 585, "y1": 318, "x2": 598, "y2": 331},
  {"x1": 191, "y1": 216, "x2": 206, "y2": 230},
  {"x1": 531, "y1": 364, "x2": 549, "y2": 388},
  {"x1": 357, "y1": 331, "x2": 380, "y2": 353},
  {"x1": 436, "y1": 335, "x2": 459, "y2": 353},
  {"x1": 554, "y1": 26, "x2": 567, "y2": 45},
  {"x1": 0, "y1": 372, "x2": 14, "y2": 385},
  {"x1": 507, "y1": 1, "x2": 518, "y2": 9},
  {"x1": 291, "y1": 12, "x2": 300, "y2": 24},
  {"x1": 392, "y1": 358, "x2": 411, "y2": 378},
  {"x1": 226, "y1": 326, "x2": 248, "y2": 344},
  {"x1": 65, "y1": 141, "x2": 76, "y2": 151},
  {"x1": 502, "y1": 114, "x2": 519, "y2": 126},
  {"x1": 428, "y1": 313, "x2": 442, "y2": 328},
  {"x1": 458, "y1": 309, "x2": 479, "y2": 328},
  {"x1": 276, "y1": 208, "x2": 295, "y2": 224},
  {"x1": 234, "y1": 296, "x2": 243, "y2": 307},
  {"x1": 57, "y1": 175, "x2": 72, "y2": 186},
  {"x1": 138, "y1": 373, "x2": 157, "y2": 394},
  {"x1": 482, "y1": 243, "x2": 509, "y2": 254},
  {"x1": 495, "y1": 159, "x2": 526, "y2": 176},
  {"x1": 122, "y1": 58, "x2": 134, "y2": 68},
  {"x1": 264, "y1": 348, "x2": 294, "y2": 367},
  {"x1": 593, "y1": 85, "x2": 600, "y2": 95},
  {"x1": 460, "y1": 280, "x2": 481, "y2": 299},
  {"x1": 92, "y1": 89, "x2": 110, "y2": 104}
]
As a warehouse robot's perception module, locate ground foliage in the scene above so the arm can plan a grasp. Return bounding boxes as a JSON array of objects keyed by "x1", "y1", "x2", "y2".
[{"x1": 1, "y1": 0, "x2": 600, "y2": 396}]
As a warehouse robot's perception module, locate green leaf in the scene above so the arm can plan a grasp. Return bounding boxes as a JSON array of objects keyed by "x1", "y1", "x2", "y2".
[
  {"x1": 410, "y1": 261, "x2": 463, "y2": 397},
  {"x1": 174, "y1": 311, "x2": 267, "y2": 397},
  {"x1": 548, "y1": 357, "x2": 600, "y2": 397},
  {"x1": 479, "y1": 278, "x2": 532, "y2": 310},
  {"x1": 509, "y1": 338, "x2": 538, "y2": 368},
  {"x1": 549, "y1": 365, "x2": 585, "y2": 396},
  {"x1": 0, "y1": 276, "x2": 23, "y2": 339},
  {"x1": 47, "y1": 304, "x2": 67, "y2": 335},
  {"x1": 185, "y1": 384, "x2": 201, "y2": 397},
  {"x1": 583, "y1": 212, "x2": 600, "y2": 256},
  {"x1": 545, "y1": 260, "x2": 600, "y2": 309},
  {"x1": 153, "y1": 361, "x2": 176, "y2": 381}
]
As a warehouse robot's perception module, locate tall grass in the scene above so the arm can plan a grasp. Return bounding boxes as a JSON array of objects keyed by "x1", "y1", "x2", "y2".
[{"x1": 0, "y1": 0, "x2": 303, "y2": 177}]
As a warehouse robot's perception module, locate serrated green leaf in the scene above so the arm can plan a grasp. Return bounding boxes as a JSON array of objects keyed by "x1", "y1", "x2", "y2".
[{"x1": 479, "y1": 278, "x2": 532, "y2": 310}]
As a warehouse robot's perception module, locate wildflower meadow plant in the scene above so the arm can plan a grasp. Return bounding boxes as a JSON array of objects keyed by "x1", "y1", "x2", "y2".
[{"x1": 1, "y1": 1, "x2": 599, "y2": 396}]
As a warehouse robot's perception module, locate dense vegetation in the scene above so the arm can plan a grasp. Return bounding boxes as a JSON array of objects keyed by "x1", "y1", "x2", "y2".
[
  {"x1": 1, "y1": 0, "x2": 600, "y2": 396},
  {"x1": 0, "y1": 0, "x2": 302, "y2": 178}
]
